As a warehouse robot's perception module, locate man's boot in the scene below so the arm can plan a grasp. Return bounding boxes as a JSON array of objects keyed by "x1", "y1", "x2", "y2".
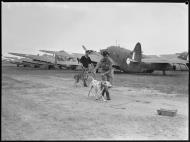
[
  {"x1": 83, "y1": 80, "x2": 88, "y2": 87},
  {"x1": 101, "y1": 89, "x2": 105, "y2": 97},
  {"x1": 105, "y1": 91, "x2": 111, "y2": 100}
]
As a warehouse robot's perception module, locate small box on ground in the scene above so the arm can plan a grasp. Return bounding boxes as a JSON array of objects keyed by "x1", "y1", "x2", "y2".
[{"x1": 157, "y1": 108, "x2": 177, "y2": 117}]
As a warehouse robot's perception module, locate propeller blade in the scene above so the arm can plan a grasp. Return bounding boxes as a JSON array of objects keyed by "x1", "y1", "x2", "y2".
[{"x1": 82, "y1": 45, "x2": 87, "y2": 51}]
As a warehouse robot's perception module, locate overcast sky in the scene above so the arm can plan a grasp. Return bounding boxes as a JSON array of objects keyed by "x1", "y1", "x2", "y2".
[{"x1": 2, "y1": 2, "x2": 188, "y2": 57}]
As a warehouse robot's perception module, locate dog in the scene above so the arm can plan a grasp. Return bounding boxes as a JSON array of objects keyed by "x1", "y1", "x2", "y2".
[
  {"x1": 88, "y1": 76, "x2": 112, "y2": 101},
  {"x1": 73, "y1": 71, "x2": 89, "y2": 87}
]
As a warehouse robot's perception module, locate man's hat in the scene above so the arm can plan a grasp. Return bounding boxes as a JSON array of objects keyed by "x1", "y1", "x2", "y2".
[
  {"x1": 102, "y1": 50, "x2": 109, "y2": 56},
  {"x1": 85, "y1": 50, "x2": 90, "y2": 54}
]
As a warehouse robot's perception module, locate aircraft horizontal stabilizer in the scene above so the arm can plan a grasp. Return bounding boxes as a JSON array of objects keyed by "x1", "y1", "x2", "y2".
[
  {"x1": 9, "y1": 52, "x2": 30, "y2": 58},
  {"x1": 39, "y1": 50, "x2": 56, "y2": 54}
]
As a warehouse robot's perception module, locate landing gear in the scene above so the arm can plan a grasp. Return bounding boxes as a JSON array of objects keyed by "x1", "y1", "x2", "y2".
[
  {"x1": 173, "y1": 65, "x2": 176, "y2": 71},
  {"x1": 34, "y1": 65, "x2": 39, "y2": 68},
  {"x1": 70, "y1": 66, "x2": 76, "y2": 70},
  {"x1": 162, "y1": 70, "x2": 166, "y2": 75},
  {"x1": 48, "y1": 65, "x2": 54, "y2": 70},
  {"x1": 142, "y1": 70, "x2": 154, "y2": 73},
  {"x1": 146, "y1": 70, "x2": 154, "y2": 73}
]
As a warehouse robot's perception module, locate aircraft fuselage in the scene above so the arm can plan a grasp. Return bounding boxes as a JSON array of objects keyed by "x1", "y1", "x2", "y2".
[{"x1": 106, "y1": 46, "x2": 173, "y2": 73}]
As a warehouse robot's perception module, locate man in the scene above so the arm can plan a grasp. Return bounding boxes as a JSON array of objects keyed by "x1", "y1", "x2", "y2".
[
  {"x1": 93, "y1": 50, "x2": 113, "y2": 100},
  {"x1": 80, "y1": 50, "x2": 93, "y2": 87}
]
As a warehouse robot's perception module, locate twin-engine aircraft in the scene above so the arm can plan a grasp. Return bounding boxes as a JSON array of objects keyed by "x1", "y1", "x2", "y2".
[
  {"x1": 8, "y1": 52, "x2": 81, "y2": 70},
  {"x1": 38, "y1": 47, "x2": 102, "y2": 69},
  {"x1": 83, "y1": 42, "x2": 189, "y2": 75}
]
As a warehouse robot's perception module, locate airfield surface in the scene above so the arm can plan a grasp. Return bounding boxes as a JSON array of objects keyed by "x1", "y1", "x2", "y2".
[{"x1": 2, "y1": 65, "x2": 189, "y2": 140}]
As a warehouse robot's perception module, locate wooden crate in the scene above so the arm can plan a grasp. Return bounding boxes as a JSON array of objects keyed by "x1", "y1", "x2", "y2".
[{"x1": 157, "y1": 108, "x2": 177, "y2": 117}]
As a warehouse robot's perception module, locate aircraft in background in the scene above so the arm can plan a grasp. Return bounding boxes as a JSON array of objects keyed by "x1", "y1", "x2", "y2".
[
  {"x1": 176, "y1": 51, "x2": 189, "y2": 61},
  {"x1": 39, "y1": 47, "x2": 102, "y2": 67},
  {"x1": 3, "y1": 56, "x2": 45, "y2": 68},
  {"x1": 2, "y1": 56, "x2": 12, "y2": 63},
  {"x1": 2, "y1": 56, "x2": 18, "y2": 63},
  {"x1": 39, "y1": 50, "x2": 85, "y2": 70},
  {"x1": 39, "y1": 50, "x2": 77, "y2": 61},
  {"x1": 176, "y1": 52, "x2": 189, "y2": 68},
  {"x1": 8, "y1": 52, "x2": 81, "y2": 70},
  {"x1": 155, "y1": 52, "x2": 189, "y2": 71},
  {"x1": 83, "y1": 42, "x2": 189, "y2": 75}
]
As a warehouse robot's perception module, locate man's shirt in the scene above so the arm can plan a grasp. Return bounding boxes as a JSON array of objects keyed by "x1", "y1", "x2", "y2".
[
  {"x1": 99, "y1": 57, "x2": 112, "y2": 72},
  {"x1": 80, "y1": 56, "x2": 92, "y2": 68}
]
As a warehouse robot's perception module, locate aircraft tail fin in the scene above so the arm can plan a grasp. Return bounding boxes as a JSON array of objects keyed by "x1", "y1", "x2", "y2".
[{"x1": 132, "y1": 42, "x2": 142, "y2": 62}]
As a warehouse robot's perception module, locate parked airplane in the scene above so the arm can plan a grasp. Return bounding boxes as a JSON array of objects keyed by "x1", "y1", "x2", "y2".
[
  {"x1": 8, "y1": 52, "x2": 81, "y2": 70},
  {"x1": 39, "y1": 50, "x2": 76, "y2": 61},
  {"x1": 176, "y1": 51, "x2": 189, "y2": 61},
  {"x1": 39, "y1": 48, "x2": 101, "y2": 66},
  {"x1": 39, "y1": 50, "x2": 85, "y2": 70},
  {"x1": 156, "y1": 52, "x2": 189, "y2": 71},
  {"x1": 83, "y1": 42, "x2": 189, "y2": 75},
  {"x1": 2, "y1": 56, "x2": 13, "y2": 63},
  {"x1": 3, "y1": 56, "x2": 45, "y2": 68}
]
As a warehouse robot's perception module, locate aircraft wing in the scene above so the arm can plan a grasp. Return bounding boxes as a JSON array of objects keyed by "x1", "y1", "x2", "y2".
[
  {"x1": 20, "y1": 58, "x2": 48, "y2": 65},
  {"x1": 141, "y1": 55, "x2": 189, "y2": 71},
  {"x1": 71, "y1": 53, "x2": 84, "y2": 58},
  {"x1": 39, "y1": 50, "x2": 76, "y2": 60},
  {"x1": 39, "y1": 50, "x2": 56, "y2": 54},
  {"x1": 142, "y1": 55, "x2": 188, "y2": 64},
  {"x1": 4, "y1": 56, "x2": 19, "y2": 60},
  {"x1": 9, "y1": 52, "x2": 55, "y2": 64},
  {"x1": 9, "y1": 52, "x2": 31, "y2": 58}
]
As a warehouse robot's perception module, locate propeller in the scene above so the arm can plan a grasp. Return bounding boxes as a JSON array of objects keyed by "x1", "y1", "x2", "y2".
[
  {"x1": 82, "y1": 45, "x2": 87, "y2": 51},
  {"x1": 82, "y1": 45, "x2": 95, "y2": 54}
]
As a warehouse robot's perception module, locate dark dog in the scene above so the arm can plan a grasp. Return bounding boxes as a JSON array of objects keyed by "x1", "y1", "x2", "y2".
[{"x1": 73, "y1": 71, "x2": 88, "y2": 87}]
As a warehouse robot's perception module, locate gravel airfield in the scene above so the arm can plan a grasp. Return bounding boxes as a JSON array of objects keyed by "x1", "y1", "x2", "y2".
[{"x1": 1, "y1": 65, "x2": 189, "y2": 140}]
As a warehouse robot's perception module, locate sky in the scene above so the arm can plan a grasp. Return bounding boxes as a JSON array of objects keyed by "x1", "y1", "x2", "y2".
[{"x1": 2, "y1": 2, "x2": 188, "y2": 57}]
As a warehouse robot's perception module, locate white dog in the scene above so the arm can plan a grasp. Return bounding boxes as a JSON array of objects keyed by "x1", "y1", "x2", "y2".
[{"x1": 88, "y1": 76, "x2": 112, "y2": 101}]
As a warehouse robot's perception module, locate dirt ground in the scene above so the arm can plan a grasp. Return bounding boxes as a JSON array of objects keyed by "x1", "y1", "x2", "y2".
[{"x1": 1, "y1": 65, "x2": 189, "y2": 140}]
